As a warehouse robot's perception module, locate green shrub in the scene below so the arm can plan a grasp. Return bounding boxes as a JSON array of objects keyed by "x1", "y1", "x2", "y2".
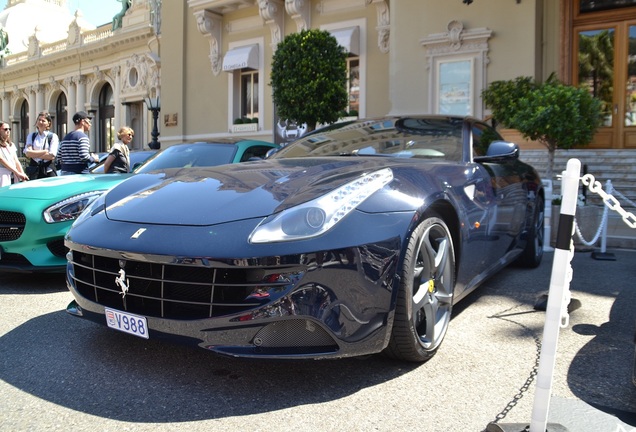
[
  {"x1": 270, "y1": 29, "x2": 348, "y2": 132},
  {"x1": 482, "y1": 74, "x2": 603, "y2": 179}
]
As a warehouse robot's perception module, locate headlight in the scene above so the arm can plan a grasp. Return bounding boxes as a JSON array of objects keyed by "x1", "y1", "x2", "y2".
[
  {"x1": 43, "y1": 191, "x2": 105, "y2": 223},
  {"x1": 249, "y1": 168, "x2": 393, "y2": 243}
]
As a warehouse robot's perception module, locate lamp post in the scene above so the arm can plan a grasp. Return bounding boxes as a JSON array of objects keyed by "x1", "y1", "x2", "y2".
[{"x1": 144, "y1": 96, "x2": 161, "y2": 150}]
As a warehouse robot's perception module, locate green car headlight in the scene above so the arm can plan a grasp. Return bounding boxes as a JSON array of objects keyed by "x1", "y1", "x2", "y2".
[{"x1": 43, "y1": 191, "x2": 106, "y2": 223}]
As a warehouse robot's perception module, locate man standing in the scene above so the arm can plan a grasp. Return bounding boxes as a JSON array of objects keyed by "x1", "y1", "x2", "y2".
[{"x1": 59, "y1": 111, "x2": 100, "y2": 175}]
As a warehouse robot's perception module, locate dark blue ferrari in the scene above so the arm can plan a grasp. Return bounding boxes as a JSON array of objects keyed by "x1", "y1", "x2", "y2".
[{"x1": 65, "y1": 116, "x2": 544, "y2": 362}]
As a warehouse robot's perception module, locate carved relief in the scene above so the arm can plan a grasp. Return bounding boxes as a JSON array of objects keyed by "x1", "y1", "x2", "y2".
[
  {"x1": 67, "y1": 15, "x2": 81, "y2": 46},
  {"x1": 366, "y1": 0, "x2": 389, "y2": 54},
  {"x1": 194, "y1": 10, "x2": 222, "y2": 76},
  {"x1": 258, "y1": 0, "x2": 284, "y2": 49},
  {"x1": 285, "y1": 0, "x2": 310, "y2": 32}
]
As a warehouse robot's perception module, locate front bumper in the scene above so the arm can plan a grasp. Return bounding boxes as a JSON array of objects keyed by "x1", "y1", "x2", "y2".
[
  {"x1": 66, "y1": 244, "x2": 401, "y2": 359},
  {"x1": 0, "y1": 210, "x2": 70, "y2": 272}
]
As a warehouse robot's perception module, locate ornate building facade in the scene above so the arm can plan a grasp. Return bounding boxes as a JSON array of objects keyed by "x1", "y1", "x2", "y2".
[{"x1": 0, "y1": 0, "x2": 161, "y2": 153}]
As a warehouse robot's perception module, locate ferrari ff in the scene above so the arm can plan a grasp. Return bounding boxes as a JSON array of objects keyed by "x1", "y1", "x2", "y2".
[
  {"x1": 65, "y1": 116, "x2": 544, "y2": 362},
  {"x1": 0, "y1": 139, "x2": 276, "y2": 272}
]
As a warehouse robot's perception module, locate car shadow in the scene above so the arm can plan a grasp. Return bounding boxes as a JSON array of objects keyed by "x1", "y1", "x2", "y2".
[
  {"x1": 0, "y1": 272, "x2": 67, "y2": 294},
  {"x1": 0, "y1": 309, "x2": 420, "y2": 423}
]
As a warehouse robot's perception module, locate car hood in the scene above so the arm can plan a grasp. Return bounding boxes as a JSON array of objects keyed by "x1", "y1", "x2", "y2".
[
  {"x1": 0, "y1": 173, "x2": 131, "y2": 202},
  {"x1": 103, "y1": 158, "x2": 410, "y2": 226}
]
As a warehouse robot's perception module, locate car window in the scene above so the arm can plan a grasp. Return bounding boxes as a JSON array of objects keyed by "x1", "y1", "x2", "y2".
[
  {"x1": 136, "y1": 143, "x2": 237, "y2": 172},
  {"x1": 472, "y1": 122, "x2": 503, "y2": 158},
  {"x1": 90, "y1": 151, "x2": 155, "y2": 174},
  {"x1": 239, "y1": 145, "x2": 275, "y2": 162},
  {"x1": 271, "y1": 117, "x2": 463, "y2": 161}
]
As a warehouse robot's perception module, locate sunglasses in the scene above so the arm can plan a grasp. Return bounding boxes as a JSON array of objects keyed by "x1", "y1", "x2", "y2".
[{"x1": 2, "y1": 128, "x2": 10, "y2": 131}]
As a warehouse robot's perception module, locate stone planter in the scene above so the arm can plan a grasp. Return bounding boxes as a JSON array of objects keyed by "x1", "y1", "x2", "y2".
[{"x1": 551, "y1": 205, "x2": 603, "y2": 250}]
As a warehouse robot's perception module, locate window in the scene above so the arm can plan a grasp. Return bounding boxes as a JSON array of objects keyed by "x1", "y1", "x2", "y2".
[
  {"x1": 99, "y1": 84, "x2": 115, "y2": 152},
  {"x1": 437, "y1": 59, "x2": 472, "y2": 116},
  {"x1": 240, "y1": 70, "x2": 258, "y2": 120},
  {"x1": 346, "y1": 57, "x2": 360, "y2": 115},
  {"x1": 55, "y1": 93, "x2": 67, "y2": 139},
  {"x1": 421, "y1": 21, "x2": 492, "y2": 118},
  {"x1": 20, "y1": 100, "x2": 28, "y2": 147},
  {"x1": 224, "y1": 41, "x2": 263, "y2": 131},
  {"x1": 324, "y1": 24, "x2": 364, "y2": 118}
]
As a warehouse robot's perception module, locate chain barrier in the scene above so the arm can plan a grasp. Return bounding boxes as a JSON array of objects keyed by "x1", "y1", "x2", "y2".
[
  {"x1": 485, "y1": 305, "x2": 542, "y2": 429},
  {"x1": 490, "y1": 169, "x2": 626, "y2": 428},
  {"x1": 580, "y1": 174, "x2": 636, "y2": 228},
  {"x1": 570, "y1": 174, "x2": 636, "y2": 247}
]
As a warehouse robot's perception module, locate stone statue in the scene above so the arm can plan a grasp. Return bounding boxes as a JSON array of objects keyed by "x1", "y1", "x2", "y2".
[
  {"x1": 0, "y1": 26, "x2": 9, "y2": 55},
  {"x1": 112, "y1": 0, "x2": 132, "y2": 31}
]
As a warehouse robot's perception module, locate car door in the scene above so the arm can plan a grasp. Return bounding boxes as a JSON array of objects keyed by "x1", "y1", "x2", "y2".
[{"x1": 471, "y1": 122, "x2": 528, "y2": 262}]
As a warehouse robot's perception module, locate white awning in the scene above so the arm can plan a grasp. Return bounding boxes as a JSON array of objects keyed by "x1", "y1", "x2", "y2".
[
  {"x1": 222, "y1": 44, "x2": 259, "y2": 72},
  {"x1": 329, "y1": 26, "x2": 360, "y2": 56}
]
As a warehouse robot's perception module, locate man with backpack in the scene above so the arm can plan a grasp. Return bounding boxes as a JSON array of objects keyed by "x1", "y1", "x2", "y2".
[{"x1": 24, "y1": 111, "x2": 60, "y2": 179}]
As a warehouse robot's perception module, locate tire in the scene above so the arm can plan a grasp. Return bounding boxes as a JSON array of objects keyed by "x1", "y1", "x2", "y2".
[
  {"x1": 516, "y1": 197, "x2": 544, "y2": 268},
  {"x1": 385, "y1": 216, "x2": 455, "y2": 363}
]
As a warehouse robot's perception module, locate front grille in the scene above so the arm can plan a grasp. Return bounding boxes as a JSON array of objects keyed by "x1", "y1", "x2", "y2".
[
  {"x1": 47, "y1": 238, "x2": 68, "y2": 258},
  {"x1": 0, "y1": 252, "x2": 30, "y2": 266},
  {"x1": 0, "y1": 210, "x2": 26, "y2": 241},
  {"x1": 69, "y1": 251, "x2": 304, "y2": 320}
]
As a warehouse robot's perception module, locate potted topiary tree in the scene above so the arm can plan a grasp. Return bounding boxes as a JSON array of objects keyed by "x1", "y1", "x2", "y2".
[
  {"x1": 481, "y1": 74, "x2": 603, "y2": 181},
  {"x1": 270, "y1": 29, "x2": 348, "y2": 134}
]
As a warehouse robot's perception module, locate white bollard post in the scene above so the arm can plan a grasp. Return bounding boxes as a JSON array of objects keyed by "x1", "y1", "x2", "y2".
[
  {"x1": 529, "y1": 159, "x2": 580, "y2": 432},
  {"x1": 543, "y1": 179, "x2": 554, "y2": 252}
]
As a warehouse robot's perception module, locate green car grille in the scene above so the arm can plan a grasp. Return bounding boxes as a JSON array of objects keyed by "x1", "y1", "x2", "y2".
[{"x1": 0, "y1": 210, "x2": 26, "y2": 242}]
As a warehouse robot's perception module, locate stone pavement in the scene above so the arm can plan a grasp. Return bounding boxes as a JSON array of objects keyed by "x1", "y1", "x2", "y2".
[{"x1": 489, "y1": 247, "x2": 636, "y2": 432}]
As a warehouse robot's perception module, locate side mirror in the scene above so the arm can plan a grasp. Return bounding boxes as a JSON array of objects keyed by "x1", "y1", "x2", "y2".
[
  {"x1": 474, "y1": 141, "x2": 519, "y2": 162},
  {"x1": 265, "y1": 147, "x2": 280, "y2": 159}
]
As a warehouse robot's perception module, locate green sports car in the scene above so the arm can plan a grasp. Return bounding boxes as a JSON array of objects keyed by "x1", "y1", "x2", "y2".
[{"x1": 0, "y1": 139, "x2": 277, "y2": 272}]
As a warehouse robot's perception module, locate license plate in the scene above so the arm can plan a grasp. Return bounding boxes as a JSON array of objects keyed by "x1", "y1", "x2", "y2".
[{"x1": 105, "y1": 308, "x2": 149, "y2": 339}]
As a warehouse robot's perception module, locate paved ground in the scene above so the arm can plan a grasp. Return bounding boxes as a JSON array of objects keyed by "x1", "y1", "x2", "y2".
[{"x1": 0, "y1": 248, "x2": 635, "y2": 432}]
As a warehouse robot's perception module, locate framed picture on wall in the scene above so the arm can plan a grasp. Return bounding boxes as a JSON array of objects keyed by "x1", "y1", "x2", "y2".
[{"x1": 436, "y1": 58, "x2": 474, "y2": 116}]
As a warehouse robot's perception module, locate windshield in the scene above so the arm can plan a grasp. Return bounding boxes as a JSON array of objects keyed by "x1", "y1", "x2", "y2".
[
  {"x1": 136, "y1": 143, "x2": 237, "y2": 173},
  {"x1": 271, "y1": 117, "x2": 464, "y2": 161}
]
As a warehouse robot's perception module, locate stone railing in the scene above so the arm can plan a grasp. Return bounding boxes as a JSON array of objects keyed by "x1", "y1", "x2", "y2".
[{"x1": 4, "y1": 26, "x2": 114, "y2": 67}]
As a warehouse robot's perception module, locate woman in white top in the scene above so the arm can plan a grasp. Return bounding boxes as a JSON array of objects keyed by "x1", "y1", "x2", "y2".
[
  {"x1": 25, "y1": 111, "x2": 60, "y2": 179},
  {"x1": 0, "y1": 121, "x2": 28, "y2": 186}
]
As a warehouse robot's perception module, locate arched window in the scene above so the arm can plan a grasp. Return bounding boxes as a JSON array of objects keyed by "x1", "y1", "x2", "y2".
[
  {"x1": 99, "y1": 84, "x2": 115, "y2": 151},
  {"x1": 20, "y1": 100, "x2": 29, "y2": 147},
  {"x1": 55, "y1": 93, "x2": 68, "y2": 139}
]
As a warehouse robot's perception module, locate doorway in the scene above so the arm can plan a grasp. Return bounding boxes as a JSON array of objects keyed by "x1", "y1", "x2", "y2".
[{"x1": 573, "y1": 3, "x2": 636, "y2": 148}]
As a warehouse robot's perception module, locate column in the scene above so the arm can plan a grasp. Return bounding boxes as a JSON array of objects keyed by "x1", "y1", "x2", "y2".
[
  {"x1": 75, "y1": 75, "x2": 86, "y2": 113},
  {"x1": 65, "y1": 77, "x2": 76, "y2": 131},
  {"x1": 0, "y1": 92, "x2": 10, "y2": 121},
  {"x1": 35, "y1": 85, "x2": 45, "y2": 115},
  {"x1": 28, "y1": 86, "x2": 36, "y2": 130},
  {"x1": 112, "y1": 66, "x2": 121, "y2": 130}
]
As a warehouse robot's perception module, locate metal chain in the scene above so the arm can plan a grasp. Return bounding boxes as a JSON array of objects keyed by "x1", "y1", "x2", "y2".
[
  {"x1": 581, "y1": 174, "x2": 636, "y2": 229},
  {"x1": 486, "y1": 305, "x2": 542, "y2": 427},
  {"x1": 574, "y1": 205, "x2": 608, "y2": 246}
]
